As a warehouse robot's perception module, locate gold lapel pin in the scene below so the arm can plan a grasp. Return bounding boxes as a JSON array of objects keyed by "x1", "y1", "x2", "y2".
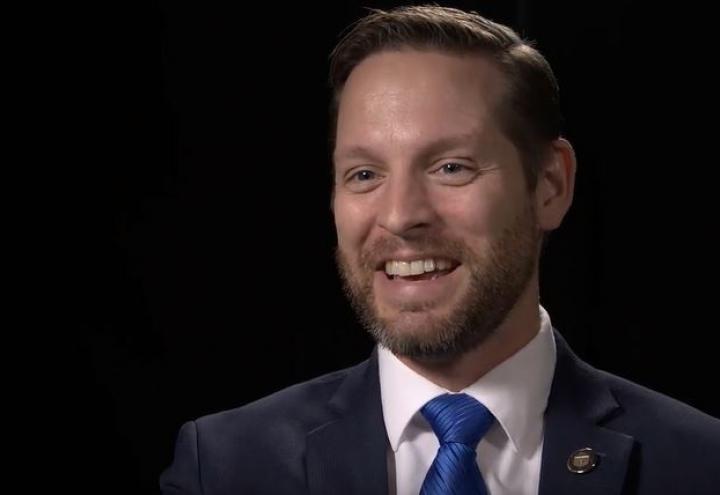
[{"x1": 567, "y1": 447, "x2": 599, "y2": 474}]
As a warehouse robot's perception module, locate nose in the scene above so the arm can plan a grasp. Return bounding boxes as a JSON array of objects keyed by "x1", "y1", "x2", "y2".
[{"x1": 377, "y1": 172, "x2": 438, "y2": 238}]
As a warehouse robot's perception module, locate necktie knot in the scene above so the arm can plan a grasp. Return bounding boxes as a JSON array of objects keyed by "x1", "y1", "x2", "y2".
[
  {"x1": 421, "y1": 393, "x2": 494, "y2": 448},
  {"x1": 419, "y1": 393, "x2": 495, "y2": 495}
]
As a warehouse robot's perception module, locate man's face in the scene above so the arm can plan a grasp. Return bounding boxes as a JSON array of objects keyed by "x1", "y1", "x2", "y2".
[{"x1": 333, "y1": 49, "x2": 542, "y2": 361}]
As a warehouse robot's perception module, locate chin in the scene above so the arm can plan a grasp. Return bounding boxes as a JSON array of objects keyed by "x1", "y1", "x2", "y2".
[{"x1": 375, "y1": 307, "x2": 464, "y2": 351}]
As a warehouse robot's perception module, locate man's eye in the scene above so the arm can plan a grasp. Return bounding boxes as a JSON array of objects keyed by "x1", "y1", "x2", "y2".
[
  {"x1": 350, "y1": 170, "x2": 376, "y2": 181},
  {"x1": 439, "y1": 162, "x2": 467, "y2": 174}
]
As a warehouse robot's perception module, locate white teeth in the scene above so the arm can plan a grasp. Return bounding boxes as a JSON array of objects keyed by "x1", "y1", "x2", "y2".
[
  {"x1": 384, "y1": 258, "x2": 454, "y2": 277},
  {"x1": 410, "y1": 260, "x2": 424, "y2": 275},
  {"x1": 385, "y1": 261, "x2": 393, "y2": 274},
  {"x1": 424, "y1": 259, "x2": 435, "y2": 272},
  {"x1": 397, "y1": 261, "x2": 411, "y2": 276}
]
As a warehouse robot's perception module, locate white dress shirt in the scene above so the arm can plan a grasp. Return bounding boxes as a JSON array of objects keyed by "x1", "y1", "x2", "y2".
[{"x1": 378, "y1": 305, "x2": 557, "y2": 495}]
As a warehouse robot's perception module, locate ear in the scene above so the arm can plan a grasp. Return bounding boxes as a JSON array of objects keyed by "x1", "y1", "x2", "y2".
[{"x1": 535, "y1": 138, "x2": 576, "y2": 231}]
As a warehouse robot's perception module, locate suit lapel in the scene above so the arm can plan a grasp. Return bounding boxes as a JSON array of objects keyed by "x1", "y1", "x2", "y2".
[
  {"x1": 306, "y1": 349, "x2": 389, "y2": 495},
  {"x1": 305, "y1": 331, "x2": 636, "y2": 495},
  {"x1": 539, "y1": 331, "x2": 635, "y2": 495}
]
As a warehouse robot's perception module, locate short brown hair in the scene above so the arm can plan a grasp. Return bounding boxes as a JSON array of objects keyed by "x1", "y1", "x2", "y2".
[{"x1": 329, "y1": 5, "x2": 562, "y2": 191}]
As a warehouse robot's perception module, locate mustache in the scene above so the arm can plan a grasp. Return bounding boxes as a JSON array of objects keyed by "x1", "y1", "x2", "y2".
[{"x1": 357, "y1": 236, "x2": 469, "y2": 271}]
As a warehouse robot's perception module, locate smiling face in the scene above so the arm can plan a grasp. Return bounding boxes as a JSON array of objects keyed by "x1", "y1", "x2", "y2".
[{"x1": 332, "y1": 49, "x2": 543, "y2": 361}]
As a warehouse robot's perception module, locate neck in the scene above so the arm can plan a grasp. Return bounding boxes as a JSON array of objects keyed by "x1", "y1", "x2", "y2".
[{"x1": 397, "y1": 281, "x2": 541, "y2": 392}]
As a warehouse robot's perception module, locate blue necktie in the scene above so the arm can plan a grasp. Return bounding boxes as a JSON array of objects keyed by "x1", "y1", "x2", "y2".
[{"x1": 420, "y1": 393, "x2": 495, "y2": 495}]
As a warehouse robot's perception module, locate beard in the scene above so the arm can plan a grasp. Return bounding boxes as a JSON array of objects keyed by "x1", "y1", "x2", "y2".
[{"x1": 336, "y1": 201, "x2": 540, "y2": 363}]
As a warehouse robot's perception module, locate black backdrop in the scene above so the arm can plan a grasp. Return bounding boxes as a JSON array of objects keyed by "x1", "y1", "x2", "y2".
[{"x1": 70, "y1": 1, "x2": 719, "y2": 493}]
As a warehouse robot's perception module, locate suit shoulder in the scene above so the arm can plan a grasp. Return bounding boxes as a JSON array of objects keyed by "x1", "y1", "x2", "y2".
[
  {"x1": 194, "y1": 359, "x2": 366, "y2": 433},
  {"x1": 164, "y1": 362, "x2": 370, "y2": 493},
  {"x1": 596, "y1": 368, "x2": 720, "y2": 443}
]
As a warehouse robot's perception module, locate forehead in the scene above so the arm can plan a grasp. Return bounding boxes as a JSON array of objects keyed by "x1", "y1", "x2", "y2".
[{"x1": 334, "y1": 49, "x2": 507, "y2": 159}]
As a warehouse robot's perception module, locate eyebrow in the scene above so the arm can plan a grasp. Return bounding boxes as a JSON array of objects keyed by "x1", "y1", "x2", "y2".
[{"x1": 333, "y1": 133, "x2": 480, "y2": 164}]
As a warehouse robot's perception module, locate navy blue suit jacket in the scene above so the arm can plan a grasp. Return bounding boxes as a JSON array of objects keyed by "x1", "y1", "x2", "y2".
[{"x1": 160, "y1": 331, "x2": 720, "y2": 494}]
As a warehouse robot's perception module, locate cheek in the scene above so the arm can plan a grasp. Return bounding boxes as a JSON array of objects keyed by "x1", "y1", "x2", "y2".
[
  {"x1": 333, "y1": 196, "x2": 373, "y2": 251},
  {"x1": 438, "y1": 194, "x2": 497, "y2": 238}
]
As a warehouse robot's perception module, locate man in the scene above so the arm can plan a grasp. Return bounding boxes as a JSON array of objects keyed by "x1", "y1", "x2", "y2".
[{"x1": 160, "y1": 6, "x2": 720, "y2": 494}]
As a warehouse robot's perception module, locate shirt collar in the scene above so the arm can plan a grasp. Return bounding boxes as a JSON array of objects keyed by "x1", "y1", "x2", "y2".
[{"x1": 378, "y1": 305, "x2": 557, "y2": 455}]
